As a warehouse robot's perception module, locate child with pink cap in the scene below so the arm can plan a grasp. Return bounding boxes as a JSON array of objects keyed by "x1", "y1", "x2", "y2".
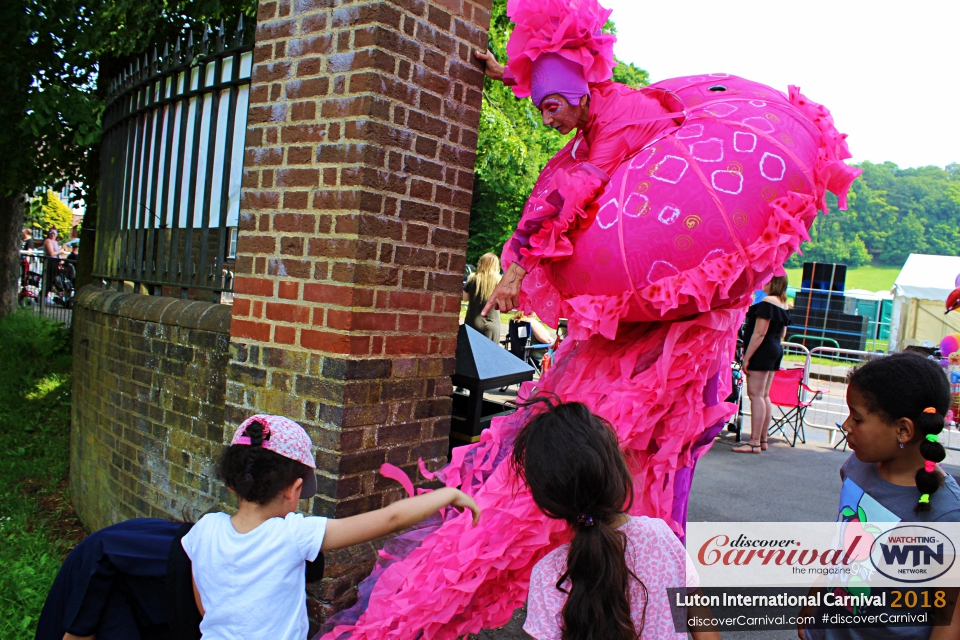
[{"x1": 180, "y1": 414, "x2": 479, "y2": 640}]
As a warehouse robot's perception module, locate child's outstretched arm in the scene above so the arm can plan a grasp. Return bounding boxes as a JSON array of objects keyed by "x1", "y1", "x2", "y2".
[{"x1": 321, "y1": 487, "x2": 480, "y2": 552}]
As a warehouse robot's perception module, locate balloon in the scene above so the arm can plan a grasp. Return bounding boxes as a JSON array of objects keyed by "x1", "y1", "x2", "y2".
[{"x1": 941, "y1": 333, "x2": 960, "y2": 357}]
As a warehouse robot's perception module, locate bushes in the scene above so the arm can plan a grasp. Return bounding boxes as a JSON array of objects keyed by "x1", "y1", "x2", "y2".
[{"x1": 0, "y1": 311, "x2": 82, "y2": 640}]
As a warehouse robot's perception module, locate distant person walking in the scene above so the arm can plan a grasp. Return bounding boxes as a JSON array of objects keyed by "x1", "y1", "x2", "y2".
[
  {"x1": 21, "y1": 229, "x2": 35, "y2": 251},
  {"x1": 42, "y1": 229, "x2": 63, "y2": 301},
  {"x1": 733, "y1": 275, "x2": 792, "y2": 454},
  {"x1": 463, "y1": 252, "x2": 502, "y2": 344}
]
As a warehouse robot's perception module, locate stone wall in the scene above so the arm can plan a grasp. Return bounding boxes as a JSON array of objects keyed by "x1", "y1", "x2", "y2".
[{"x1": 71, "y1": 286, "x2": 232, "y2": 530}]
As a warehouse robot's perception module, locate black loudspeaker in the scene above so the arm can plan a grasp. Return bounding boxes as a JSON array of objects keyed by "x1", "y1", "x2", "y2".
[
  {"x1": 788, "y1": 309, "x2": 867, "y2": 351},
  {"x1": 794, "y1": 291, "x2": 846, "y2": 314},
  {"x1": 799, "y1": 262, "x2": 846, "y2": 313},
  {"x1": 801, "y1": 262, "x2": 846, "y2": 292}
]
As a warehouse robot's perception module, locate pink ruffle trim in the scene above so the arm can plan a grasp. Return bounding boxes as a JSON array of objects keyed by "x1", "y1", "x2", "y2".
[
  {"x1": 505, "y1": 0, "x2": 616, "y2": 100},
  {"x1": 519, "y1": 166, "x2": 605, "y2": 269},
  {"x1": 319, "y1": 310, "x2": 742, "y2": 640},
  {"x1": 788, "y1": 86, "x2": 861, "y2": 210},
  {"x1": 520, "y1": 191, "x2": 818, "y2": 340}
]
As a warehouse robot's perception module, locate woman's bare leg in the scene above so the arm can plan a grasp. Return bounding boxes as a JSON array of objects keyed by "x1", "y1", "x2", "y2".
[
  {"x1": 732, "y1": 370, "x2": 769, "y2": 452},
  {"x1": 761, "y1": 370, "x2": 776, "y2": 447}
]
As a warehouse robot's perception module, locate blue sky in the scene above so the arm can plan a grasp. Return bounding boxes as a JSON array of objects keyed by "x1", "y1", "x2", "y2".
[{"x1": 602, "y1": 0, "x2": 956, "y2": 169}]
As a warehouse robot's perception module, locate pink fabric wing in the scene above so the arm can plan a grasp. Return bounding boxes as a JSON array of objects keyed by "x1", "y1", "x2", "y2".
[{"x1": 319, "y1": 308, "x2": 741, "y2": 639}]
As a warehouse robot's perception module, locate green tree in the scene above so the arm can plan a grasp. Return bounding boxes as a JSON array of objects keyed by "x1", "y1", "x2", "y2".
[
  {"x1": 33, "y1": 189, "x2": 73, "y2": 237},
  {"x1": 789, "y1": 159, "x2": 960, "y2": 269},
  {"x1": 880, "y1": 212, "x2": 927, "y2": 266},
  {"x1": 0, "y1": 0, "x2": 256, "y2": 317},
  {"x1": 29, "y1": 191, "x2": 75, "y2": 236},
  {"x1": 0, "y1": 0, "x2": 98, "y2": 316}
]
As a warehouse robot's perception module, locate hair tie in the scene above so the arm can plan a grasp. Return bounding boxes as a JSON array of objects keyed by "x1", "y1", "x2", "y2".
[
  {"x1": 925, "y1": 460, "x2": 937, "y2": 473},
  {"x1": 919, "y1": 494, "x2": 931, "y2": 504},
  {"x1": 926, "y1": 434, "x2": 940, "y2": 443},
  {"x1": 576, "y1": 514, "x2": 595, "y2": 527},
  {"x1": 923, "y1": 407, "x2": 938, "y2": 415}
]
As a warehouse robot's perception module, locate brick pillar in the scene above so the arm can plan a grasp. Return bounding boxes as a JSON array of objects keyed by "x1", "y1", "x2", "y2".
[{"x1": 227, "y1": 0, "x2": 491, "y2": 619}]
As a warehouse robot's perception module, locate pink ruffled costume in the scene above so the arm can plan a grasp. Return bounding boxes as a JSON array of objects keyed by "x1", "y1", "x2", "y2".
[{"x1": 318, "y1": 2, "x2": 861, "y2": 638}]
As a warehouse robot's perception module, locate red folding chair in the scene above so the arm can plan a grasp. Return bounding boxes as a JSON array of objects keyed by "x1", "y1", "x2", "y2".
[{"x1": 768, "y1": 367, "x2": 824, "y2": 447}]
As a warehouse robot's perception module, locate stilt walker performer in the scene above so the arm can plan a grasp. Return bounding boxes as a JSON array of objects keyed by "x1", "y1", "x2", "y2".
[{"x1": 321, "y1": 0, "x2": 860, "y2": 636}]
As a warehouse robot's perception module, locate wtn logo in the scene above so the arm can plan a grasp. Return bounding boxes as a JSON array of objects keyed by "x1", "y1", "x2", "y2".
[
  {"x1": 880, "y1": 543, "x2": 944, "y2": 567},
  {"x1": 870, "y1": 525, "x2": 955, "y2": 583}
]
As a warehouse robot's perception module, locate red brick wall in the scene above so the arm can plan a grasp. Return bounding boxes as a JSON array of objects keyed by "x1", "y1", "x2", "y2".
[{"x1": 227, "y1": 0, "x2": 491, "y2": 618}]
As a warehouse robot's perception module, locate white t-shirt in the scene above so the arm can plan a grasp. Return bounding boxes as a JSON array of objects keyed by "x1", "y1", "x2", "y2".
[{"x1": 181, "y1": 512, "x2": 327, "y2": 640}]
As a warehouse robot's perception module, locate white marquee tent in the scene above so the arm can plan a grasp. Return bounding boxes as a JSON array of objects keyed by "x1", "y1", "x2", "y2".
[{"x1": 888, "y1": 254, "x2": 960, "y2": 351}]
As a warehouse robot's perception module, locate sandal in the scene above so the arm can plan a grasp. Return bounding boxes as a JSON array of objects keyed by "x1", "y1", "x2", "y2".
[
  {"x1": 760, "y1": 437, "x2": 768, "y2": 451},
  {"x1": 732, "y1": 443, "x2": 762, "y2": 454}
]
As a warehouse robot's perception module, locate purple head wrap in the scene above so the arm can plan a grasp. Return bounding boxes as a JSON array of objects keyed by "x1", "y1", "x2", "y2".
[{"x1": 530, "y1": 53, "x2": 590, "y2": 108}]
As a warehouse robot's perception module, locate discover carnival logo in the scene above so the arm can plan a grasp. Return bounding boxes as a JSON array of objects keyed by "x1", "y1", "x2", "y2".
[
  {"x1": 697, "y1": 534, "x2": 864, "y2": 570},
  {"x1": 869, "y1": 525, "x2": 956, "y2": 583}
]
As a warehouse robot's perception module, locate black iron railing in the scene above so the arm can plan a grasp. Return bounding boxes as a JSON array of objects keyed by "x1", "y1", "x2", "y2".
[
  {"x1": 94, "y1": 19, "x2": 252, "y2": 301},
  {"x1": 19, "y1": 251, "x2": 76, "y2": 327}
]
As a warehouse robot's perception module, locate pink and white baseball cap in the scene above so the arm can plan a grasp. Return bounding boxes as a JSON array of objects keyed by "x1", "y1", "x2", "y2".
[{"x1": 231, "y1": 414, "x2": 318, "y2": 499}]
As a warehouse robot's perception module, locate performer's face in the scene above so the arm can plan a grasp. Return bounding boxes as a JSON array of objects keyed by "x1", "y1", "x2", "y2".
[{"x1": 539, "y1": 94, "x2": 589, "y2": 135}]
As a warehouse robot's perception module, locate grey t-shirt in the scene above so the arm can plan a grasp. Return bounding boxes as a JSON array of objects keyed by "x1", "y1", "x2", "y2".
[{"x1": 806, "y1": 455, "x2": 960, "y2": 640}]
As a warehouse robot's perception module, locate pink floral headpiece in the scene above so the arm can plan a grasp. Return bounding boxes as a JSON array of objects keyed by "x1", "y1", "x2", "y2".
[{"x1": 505, "y1": 0, "x2": 617, "y2": 103}]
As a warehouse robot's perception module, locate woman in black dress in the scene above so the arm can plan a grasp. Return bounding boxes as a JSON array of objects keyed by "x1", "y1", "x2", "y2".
[{"x1": 732, "y1": 276, "x2": 791, "y2": 454}]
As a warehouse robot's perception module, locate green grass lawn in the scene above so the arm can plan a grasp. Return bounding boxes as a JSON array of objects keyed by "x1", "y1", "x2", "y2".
[
  {"x1": 784, "y1": 264, "x2": 902, "y2": 293},
  {"x1": 0, "y1": 312, "x2": 84, "y2": 639}
]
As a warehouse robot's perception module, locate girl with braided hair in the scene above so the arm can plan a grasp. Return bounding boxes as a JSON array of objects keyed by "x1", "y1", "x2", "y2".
[
  {"x1": 801, "y1": 353, "x2": 960, "y2": 640},
  {"x1": 840, "y1": 352, "x2": 959, "y2": 521}
]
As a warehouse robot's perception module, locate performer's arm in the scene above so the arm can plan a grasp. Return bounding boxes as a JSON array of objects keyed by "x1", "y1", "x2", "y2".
[
  {"x1": 474, "y1": 49, "x2": 510, "y2": 84},
  {"x1": 584, "y1": 89, "x2": 674, "y2": 177},
  {"x1": 501, "y1": 161, "x2": 610, "y2": 277}
]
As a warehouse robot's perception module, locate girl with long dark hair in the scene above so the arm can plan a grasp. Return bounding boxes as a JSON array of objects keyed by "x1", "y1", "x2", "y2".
[{"x1": 512, "y1": 400, "x2": 720, "y2": 640}]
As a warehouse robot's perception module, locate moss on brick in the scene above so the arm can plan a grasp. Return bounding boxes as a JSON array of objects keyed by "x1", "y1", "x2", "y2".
[{"x1": 71, "y1": 286, "x2": 232, "y2": 531}]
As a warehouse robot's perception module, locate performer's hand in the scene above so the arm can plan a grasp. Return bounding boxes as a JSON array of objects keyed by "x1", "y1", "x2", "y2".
[
  {"x1": 63, "y1": 634, "x2": 95, "y2": 640},
  {"x1": 482, "y1": 262, "x2": 526, "y2": 316},
  {"x1": 474, "y1": 49, "x2": 504, "y2": 82}
]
